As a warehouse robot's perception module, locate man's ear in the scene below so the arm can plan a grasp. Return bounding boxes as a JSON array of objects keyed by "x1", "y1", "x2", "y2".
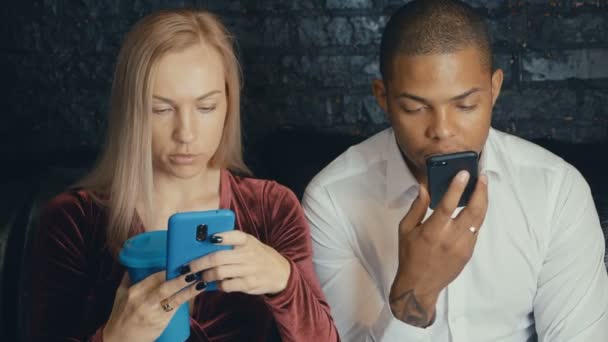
[
  {"x1": 372, "y1": 79, "x2": 389, "y2": 114},
  {"x1": 491, "y1": 69, "x2": 504, "y2": 107}
]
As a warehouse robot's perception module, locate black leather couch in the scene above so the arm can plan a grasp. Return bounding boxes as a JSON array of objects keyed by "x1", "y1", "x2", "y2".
[{"x1": 1, "y1": 128, "x2": 607, "y2": 341}]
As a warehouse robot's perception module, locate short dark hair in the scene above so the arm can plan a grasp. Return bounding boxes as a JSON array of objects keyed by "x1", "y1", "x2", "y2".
[{"x1": 379, "y1": 0, "x2": 492, "y2": 80}]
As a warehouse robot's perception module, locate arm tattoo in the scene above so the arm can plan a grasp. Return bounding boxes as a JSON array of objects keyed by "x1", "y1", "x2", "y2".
[{"x1": 389, "y1": 289, "x2": 435, "y2": 327}]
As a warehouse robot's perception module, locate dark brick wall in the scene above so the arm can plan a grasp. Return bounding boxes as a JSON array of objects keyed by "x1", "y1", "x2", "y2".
[{"x1": 2, "y1": 0, "x2": 608, "y2": 158}]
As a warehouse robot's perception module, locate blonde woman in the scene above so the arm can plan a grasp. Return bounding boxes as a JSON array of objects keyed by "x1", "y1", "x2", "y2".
[{"x1": 28, "y1": 9, "x2": 339, "y2": 342}]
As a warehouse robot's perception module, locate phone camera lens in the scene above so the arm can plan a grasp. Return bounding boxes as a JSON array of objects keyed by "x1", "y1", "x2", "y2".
[{"x1": 196, "y1": 224, "x2": 208, "y2": 241}]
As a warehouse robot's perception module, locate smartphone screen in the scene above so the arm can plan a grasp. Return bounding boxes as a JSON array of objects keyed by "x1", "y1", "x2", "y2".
[{"x1": 426, "y1": 151, "x2": 478, "y2": 209}]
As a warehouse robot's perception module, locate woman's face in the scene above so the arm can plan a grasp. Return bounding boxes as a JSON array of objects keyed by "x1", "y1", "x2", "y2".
[{"x1": 150, "y1": 43, "x2": 227, "y2": 180}]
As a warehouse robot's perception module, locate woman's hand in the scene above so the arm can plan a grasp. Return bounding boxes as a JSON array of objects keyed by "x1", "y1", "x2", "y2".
[
  {"x1": 190, "y1": 230, "x2": 292, "y2": 295},
  {"x1": 103, "y1": 270, "x2": 205, "y2": 342}
]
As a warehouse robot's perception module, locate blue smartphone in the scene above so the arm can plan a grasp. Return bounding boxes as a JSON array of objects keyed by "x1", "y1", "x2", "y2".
[
  {"x1": 426, "y1": 151, "x2": 478, "y2": 209},
  {"x1": 166, "y1": 209, "x2": 235, "y2": 291}
]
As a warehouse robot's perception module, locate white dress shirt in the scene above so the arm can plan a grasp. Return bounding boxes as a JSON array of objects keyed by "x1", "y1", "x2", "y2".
[{"x1": 303, "y1": 127, "x2": 608, "y2": 342}]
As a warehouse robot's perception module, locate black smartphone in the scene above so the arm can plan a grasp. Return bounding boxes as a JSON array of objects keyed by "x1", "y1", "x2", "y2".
[{"x1": 426, "y1": 151, "x2": 478, "y2": 209}]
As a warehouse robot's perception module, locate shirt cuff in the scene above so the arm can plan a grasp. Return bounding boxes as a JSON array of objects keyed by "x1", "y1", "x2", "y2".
[
  {"x1": 263, "y1": 257, "x2": 298, "y2": 310},
  {"x1": 370, "y1": 302, "x2": 431, "y2": 341}
]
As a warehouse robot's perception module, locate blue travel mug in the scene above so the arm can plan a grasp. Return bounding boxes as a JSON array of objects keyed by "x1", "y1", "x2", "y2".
[{"x1": 119, "y1": 231, "x2": 190, "y2": 342}]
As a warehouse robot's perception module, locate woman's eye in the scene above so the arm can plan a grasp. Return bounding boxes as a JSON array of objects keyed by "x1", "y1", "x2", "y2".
[
  {"x1": 152, "y1": 108, "x2": 173, "y2": 114},
  {"x1": 198, "y1": 106, "x2": 216, "y2": 113}
]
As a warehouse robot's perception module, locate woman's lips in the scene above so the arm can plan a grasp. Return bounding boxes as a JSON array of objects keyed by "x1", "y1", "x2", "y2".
[{"x1": 169, "y1": 154, "x2": 198, "y2": 165}]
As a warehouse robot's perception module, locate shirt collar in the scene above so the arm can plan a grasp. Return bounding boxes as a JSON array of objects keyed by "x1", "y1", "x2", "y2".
[
  {"x1": 385, "y1": 129, "x2": 419, "y2": 204},
  {"x1": 479, "y1": 128, "x2": 501, "y2": 178}
]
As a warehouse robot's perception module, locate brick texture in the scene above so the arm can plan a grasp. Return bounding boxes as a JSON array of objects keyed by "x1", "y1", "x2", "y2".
[{"x1": 1, "y1": 0, "x2": 607, "y2": 156}]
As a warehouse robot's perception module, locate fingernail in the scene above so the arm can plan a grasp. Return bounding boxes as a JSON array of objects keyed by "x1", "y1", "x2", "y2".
[
  {"x1": 458, "y1": 171, "x2": 470, "y2": 183},
  {"x1": 185, "y1": 273, "x2": 197, "y2": 283},
  {"x1": 179, "y1": 265, "x2": 191, "y2": 275},
  {"x1": 209, "y1": 235, "x2": 223, "y2": 244},
  {"x1": 480, "y1": 174, "x2": 488, "y2": 185},
  {"x1": 195, "y1": 281, "x2": 207, "y2": 291}
]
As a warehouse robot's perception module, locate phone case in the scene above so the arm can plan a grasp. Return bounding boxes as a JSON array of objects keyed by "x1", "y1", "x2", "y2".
[
  {"x1": 426, "y1": 151, "x2": 478, "y2": 209},
  {"x1": 166, "y1": 209, "x2": 235, "y2": 291}
]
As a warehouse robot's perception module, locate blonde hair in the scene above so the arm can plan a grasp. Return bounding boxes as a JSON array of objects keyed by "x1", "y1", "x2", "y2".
[{"x1": 78, "y1": 9, "x2": 250, "y2": 256}]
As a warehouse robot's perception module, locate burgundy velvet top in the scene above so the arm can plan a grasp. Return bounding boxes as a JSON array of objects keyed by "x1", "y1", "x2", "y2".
[{"x1": 28, "y1": 170, "x2": 339, "y2": 341}]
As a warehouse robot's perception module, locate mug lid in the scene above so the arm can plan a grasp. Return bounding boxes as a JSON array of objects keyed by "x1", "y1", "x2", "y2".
[{"x1": 119, "y1": 230, "x2": 167, "y2": 268}]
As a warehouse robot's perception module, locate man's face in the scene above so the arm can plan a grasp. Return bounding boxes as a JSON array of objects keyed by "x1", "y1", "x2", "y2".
[{"x1": 373, "y1": 47, "x2": 503, "y2": 183}]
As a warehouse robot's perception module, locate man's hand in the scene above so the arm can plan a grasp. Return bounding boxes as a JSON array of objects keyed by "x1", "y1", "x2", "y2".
[{"x1": 389, "y1": 171, "x2": 489, "y2": 327}]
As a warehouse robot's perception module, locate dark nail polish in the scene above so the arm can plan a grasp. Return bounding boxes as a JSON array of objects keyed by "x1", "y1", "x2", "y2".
[
  {"x1": 210, "y1": 235, "x2": 223, "y2": 244},
  {"x1": 185, "y1": 273, "x2": 197, "y2": 283},
  {"x1": 195, "y1": 281, "x2": 207, "y2": 291},
  {"x1": 180, "y1": 265, "x2": 191, "y2": 275}
]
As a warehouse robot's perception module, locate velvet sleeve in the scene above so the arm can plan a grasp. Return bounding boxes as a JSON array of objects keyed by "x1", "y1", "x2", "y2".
[
  {"x1": 28, "y1": 192, "x2": 106, "y2": 341},
  {"x1": 260, "y1": 183, "x2": 340, "y2": 342}
]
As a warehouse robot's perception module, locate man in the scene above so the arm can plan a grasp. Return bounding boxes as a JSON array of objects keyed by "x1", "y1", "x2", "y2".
[{"x1": 302, "y1": 0, "x2": 608, "y2": 341}]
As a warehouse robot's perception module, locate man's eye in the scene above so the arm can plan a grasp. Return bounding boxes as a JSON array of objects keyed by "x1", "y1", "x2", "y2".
[
  {"x1": 458, "y1": 105, "x2": 477, "y2": 112},
  {"x1": 402, "y1": 106, "x2": 424, "y2": 113}
]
